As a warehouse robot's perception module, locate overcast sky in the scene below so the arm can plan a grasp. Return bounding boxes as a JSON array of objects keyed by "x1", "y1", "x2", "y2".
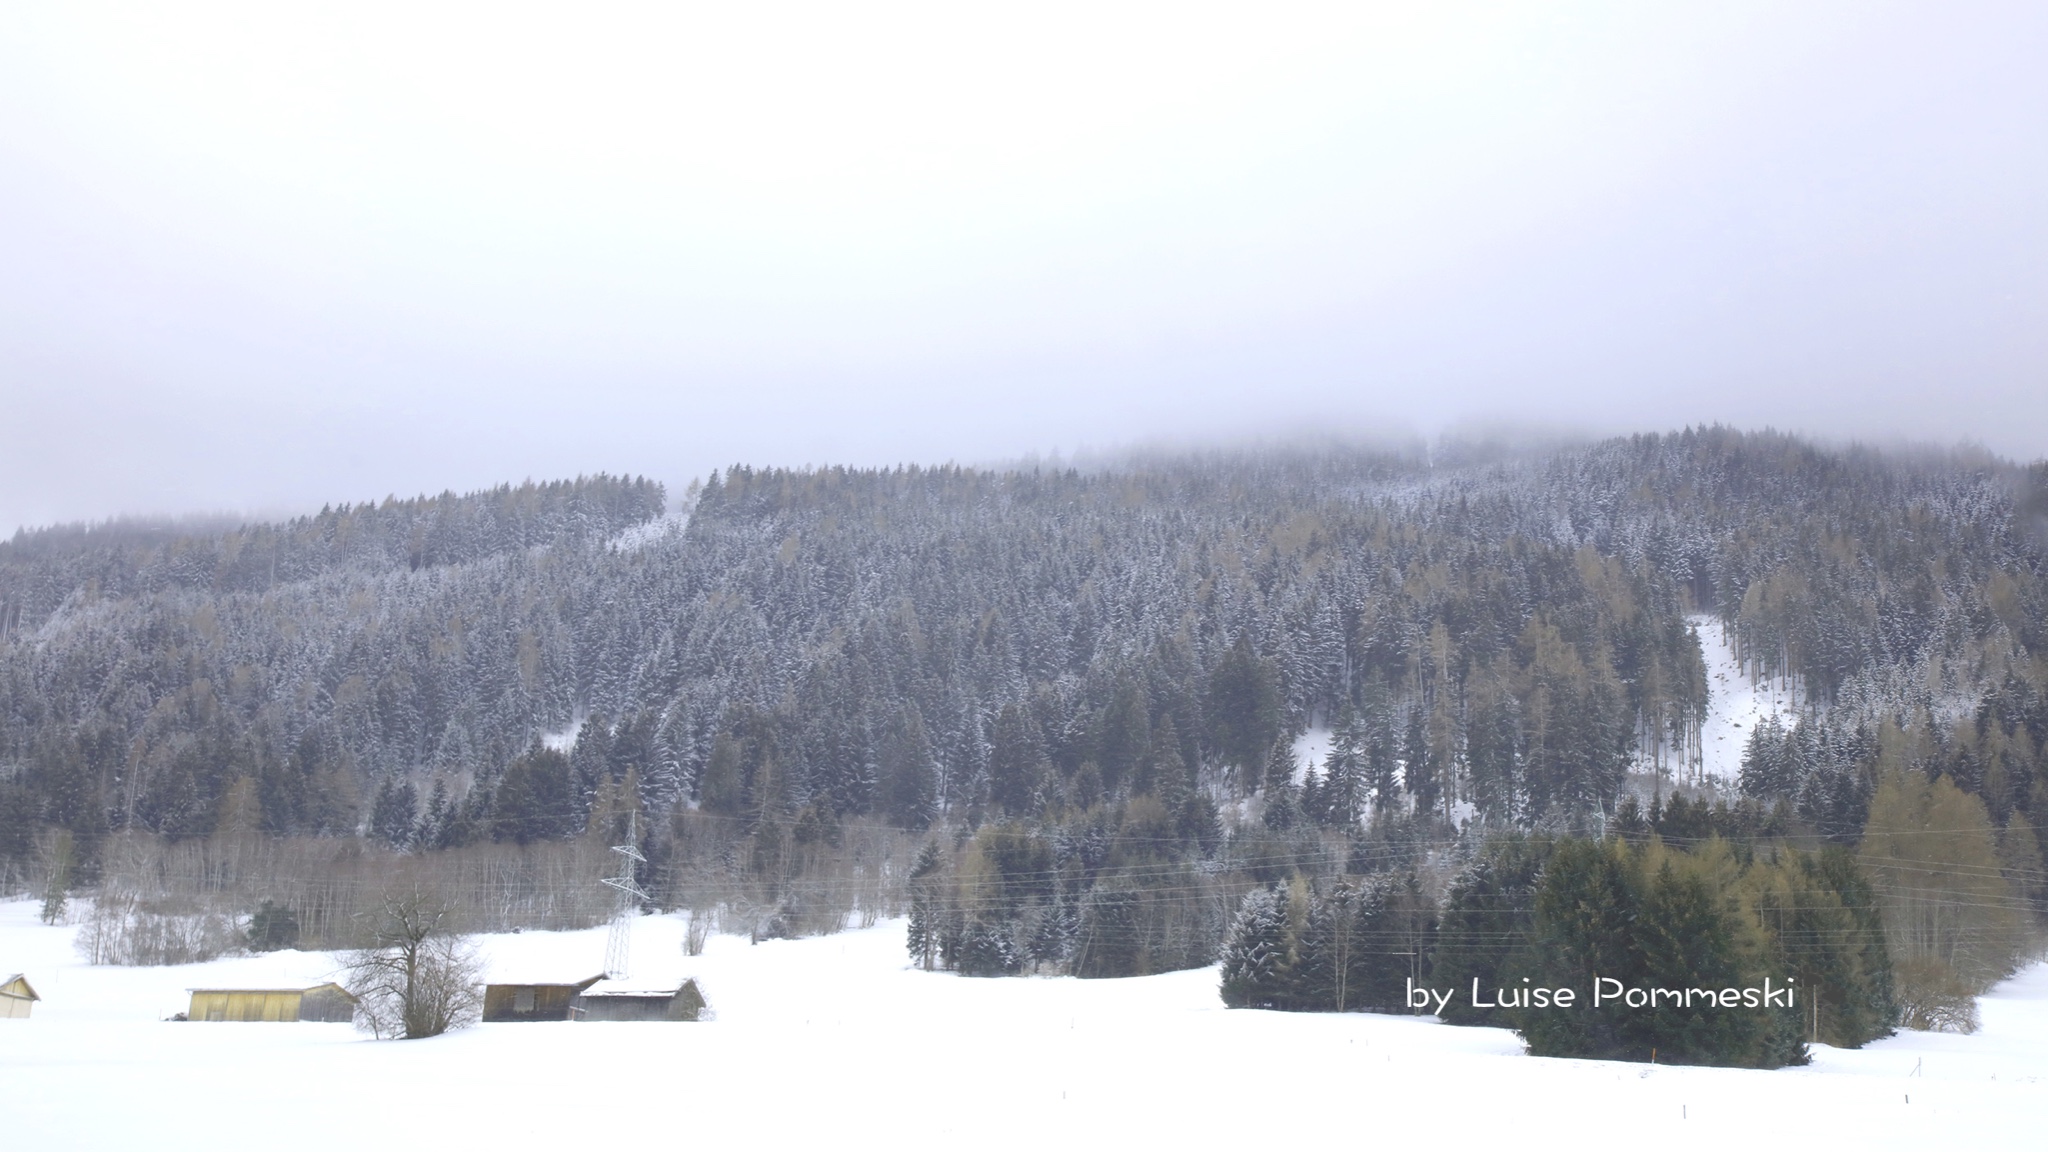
[{"x1": 2, "y1": 2, "x2": 2045, "y2": 532}]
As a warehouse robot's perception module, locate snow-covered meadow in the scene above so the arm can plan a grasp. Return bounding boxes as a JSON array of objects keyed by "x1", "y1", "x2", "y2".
[{"x1": 3, "y1": 899, "x2": 2043, "y2": 1151}]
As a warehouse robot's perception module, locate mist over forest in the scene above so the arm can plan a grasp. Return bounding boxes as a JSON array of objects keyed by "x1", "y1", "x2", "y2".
[{"x1": 4, "y1": 426, "x2": 2044, "y2": 1065}]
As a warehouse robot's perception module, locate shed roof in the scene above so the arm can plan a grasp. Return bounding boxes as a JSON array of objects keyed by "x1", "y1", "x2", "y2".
[
  {"x1": 577, "y1": 977, "x2": 699, "y2": 998},
  {"x1": 485, "y1": 974, "x2": 605, "y2": 991},
  {"x1": 186, "y1": 982, "x2": 355, "y2": 1000},
  {"x1": 2, "y1": 974, "x2": 38, "y2": 1001}
]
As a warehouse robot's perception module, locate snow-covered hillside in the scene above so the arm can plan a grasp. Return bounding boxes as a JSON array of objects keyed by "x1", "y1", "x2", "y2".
[
  {"x1": 1286, "y1": 619, "x2": 1797, "y2": 792},
  {"x1": 1692, "y1": 613, "x2": 1803, "y2": 783},
  {"x1": 4, "y1": 899, "x2": 2043, "y2": 1151}
]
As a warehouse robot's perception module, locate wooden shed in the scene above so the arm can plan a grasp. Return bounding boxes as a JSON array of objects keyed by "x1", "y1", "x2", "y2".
[
  {"x1": 186, "y1": 983, "x2": 356, "y2": 1023},
  {"x1": 2, "y1": 974, "x2": 39, "y2": 1019},
  {"x1": 572, "y1": 978, "x2": 707, "y2": 1022},
  {"x1": 482, "y1": 975, "x2": 603, "y2": 1022}
]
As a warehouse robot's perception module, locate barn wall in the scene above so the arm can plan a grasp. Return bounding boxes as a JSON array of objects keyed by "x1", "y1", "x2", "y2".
[
  {"x1": 576, "y1": 996, "x2": 672, "y2": 1021},
  {"x1": 189, "y1": 991, "x2": 304, "y2": 1021},
  {"x1": 483, "y1": 984, "x2": 583, "y2": 1021},
  {"x1": 299, "y1": 986, "x2": 357, "y2": 1023}
]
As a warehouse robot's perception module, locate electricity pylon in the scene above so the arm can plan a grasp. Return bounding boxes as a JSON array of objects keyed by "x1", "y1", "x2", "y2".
[{"x1": 600, "y1": 808, "x2": 651, "y2": 978}]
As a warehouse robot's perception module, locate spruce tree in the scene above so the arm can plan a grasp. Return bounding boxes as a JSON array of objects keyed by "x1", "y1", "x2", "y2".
[
  {"x1": 1207, "y1": 635, "x2": 1280, "y2": 789},
  {"x1": 1520, "y1": 837, "x2": 1639, "y2": 1059},
  {"x1": 955, "y1": 918, "x2": 1022, "y2": 976},
  {"x1": 1219, "y1": 884, "x2": 1293, "y2": 1009},
  {"x1": 1627, "y1": 845, "x2": 1795, "y2": 1067},
  {"x1": 698, "y1": 731, "x2": 743, "y2": 817},
  {"x1": 987, "y1": 702, "x2": 1046, "y2": 817},
  {"x1": 370, "y1": 776, "x2": 419, "y2": 849},
  {"x1": 1431, "y1": 836, "x2": 1551, "y2": 1026},
  {"x1": 1754, "y1": 846, "x2": 1897, "y2": 1048},
  {"x1": 905, "y1": 841, "x2": 947, "y2": 971}
]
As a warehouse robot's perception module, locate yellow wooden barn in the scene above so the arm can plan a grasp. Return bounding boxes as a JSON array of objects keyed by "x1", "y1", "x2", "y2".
[
  {"x1": 2, "y1": 974, "x2": 38, "y2": 1018},
  {"x1": 186, "y1": 983, "x2": 356, "y2": 1023}
]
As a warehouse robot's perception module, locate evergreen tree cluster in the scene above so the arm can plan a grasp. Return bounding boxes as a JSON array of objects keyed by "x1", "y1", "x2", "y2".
[
  {"x1": 0, "y1": 475, "x2": 664, "y2": 628},
  {"x1": 1736, "y1": 715, "x2": 1876, "y2": 841},
  {"x1": 1225, "y1": 832, "x2": 1898, "y2": 1069},
  {"x1": 905, "y1": 797, "x2": 1225, "y2": 980},
  {"x1": 1218, "y1": 871, "x2": 1433, "y2": 1011}
]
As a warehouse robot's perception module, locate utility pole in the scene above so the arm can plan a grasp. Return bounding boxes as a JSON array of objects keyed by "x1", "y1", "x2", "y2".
[{"x1": 601, "y1": 807, "x2": 651, "y2": 978}]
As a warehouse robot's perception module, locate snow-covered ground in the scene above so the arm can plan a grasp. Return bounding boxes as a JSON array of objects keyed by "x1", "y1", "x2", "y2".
[
  {"x1": 1691, "y1": 613, "x2": 1802, "y2": 783},
  {"x1": 3, "y1": 899, "x2": 2043, "y2": 1150},
  {"x1": 538, "y1": 720, "x2": 582, "y2": 754},
  {"x1": 1289, "y1": 725, "x2": 1334, "y2": 782}
]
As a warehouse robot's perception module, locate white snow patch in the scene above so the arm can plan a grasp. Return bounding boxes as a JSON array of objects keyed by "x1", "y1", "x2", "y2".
[
  {"x1": 538, "y1": 719, "x2": 582, "y2": 753},
  {"x1": 1289, "y1": 726, "x2": 1334, "y2": 783},
  {"x1": 1692, "y1": 613, "x2": 1804, "y2": 782},
  {"x1": 6, "y1": 898, "x2": 2048, "y2": 1149},
  {"x1": 610, "y1": 512, "x2": 688, "y2": 552}
]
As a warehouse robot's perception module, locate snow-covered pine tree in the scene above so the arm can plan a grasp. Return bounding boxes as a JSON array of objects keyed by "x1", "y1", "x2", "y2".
[{"x1": 1218, "y1": 884, "x2": 1292, "y2": 1009}]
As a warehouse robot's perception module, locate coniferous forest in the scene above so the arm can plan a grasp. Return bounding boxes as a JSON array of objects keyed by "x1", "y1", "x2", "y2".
[{"x1": 3, "y1": 427, "x2": 2045, "y2": 1066}]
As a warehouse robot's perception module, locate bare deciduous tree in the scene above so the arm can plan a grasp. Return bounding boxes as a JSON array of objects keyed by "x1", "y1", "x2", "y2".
[{"x1": 344, "y1": 885, "x2": 484, "y2": 1039}]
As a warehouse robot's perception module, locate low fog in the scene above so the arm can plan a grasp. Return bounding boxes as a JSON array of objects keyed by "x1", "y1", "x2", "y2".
[{"x1": 3, "y1": 2, "x2": 2045, "y2": 532}]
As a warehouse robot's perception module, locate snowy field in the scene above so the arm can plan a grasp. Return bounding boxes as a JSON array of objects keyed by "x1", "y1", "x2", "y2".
[
  {"x1": 3, "y1": 900, "x2": 2044, "y2": 1151},
  {"x1": 1692, "y1": 613, "x2": 1802, "y2": 783}
]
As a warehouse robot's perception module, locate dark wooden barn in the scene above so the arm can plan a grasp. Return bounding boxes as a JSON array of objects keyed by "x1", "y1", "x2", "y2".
[
  {"x1": 571, "y1": 978, "x2": 707, "y2": 1022},
  {"x1": 482, "y1": 975, "x2": 603, "y2": 1022}
]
